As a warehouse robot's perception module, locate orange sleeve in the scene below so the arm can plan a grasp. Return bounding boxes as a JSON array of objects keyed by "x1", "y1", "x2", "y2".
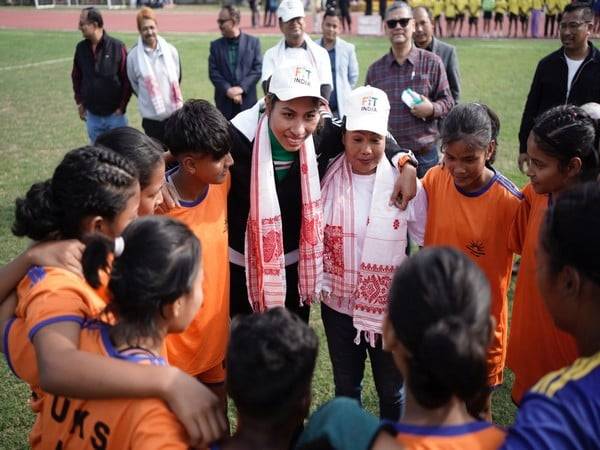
[
  {"x1": 22, "y1": 286, "x2": 91, "y2": 343},
  {"x1": 130, "y1": 401, "x2": 188, "y2": 450},
  {"x1": 508, "y1": 185, "x2": 533, "y2": 255}
]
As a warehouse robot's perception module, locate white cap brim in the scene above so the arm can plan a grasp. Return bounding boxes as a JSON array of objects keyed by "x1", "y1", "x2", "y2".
[
  {"x1": 271, "y1": 87, "x2": 327, "y2": 104},
  {"x1": 345, "y1": 115, "x2": 388, "y2": 137}
]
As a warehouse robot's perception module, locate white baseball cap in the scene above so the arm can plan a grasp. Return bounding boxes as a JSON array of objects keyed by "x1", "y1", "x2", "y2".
[
  {"x1": 268, "y1": 63, "x2": 326, "y2": 103},
  {"x1": 277, "y1": 0, "x2": 305, "y2": 22},
  {"x1": 344, "y1": 86, "x2": 391, "y2": 137}
]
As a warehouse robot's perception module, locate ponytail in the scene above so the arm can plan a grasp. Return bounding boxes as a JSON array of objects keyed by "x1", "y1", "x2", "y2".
[
  {"x1": 12, "y1": 180, "x2": 60, "y2": 241},
  {"x1": 388, "y1": 247, "x2": 491, "y2": 409}
]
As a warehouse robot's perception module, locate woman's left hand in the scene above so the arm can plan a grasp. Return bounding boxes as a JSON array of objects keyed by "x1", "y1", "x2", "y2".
[{"x1": 390, "y1": 164, "x2": 417, "y2": 210}]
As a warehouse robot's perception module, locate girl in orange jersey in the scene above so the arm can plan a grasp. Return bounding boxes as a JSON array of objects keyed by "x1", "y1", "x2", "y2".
[
  {"x1": 422, "y1": 103, "x2": 522, "y2": 417},
  {"x1": 36, "y1": 216, "x2": 202, "y2": 450},
  {"x1": 0, "y1": 127, "x2": 165, "y2": 313},
  {"x1": 384, "y1": 248, "x2": 506, "y2": 449},
  {"x1": 507, "y1": 105, "x2": 600, "y2": 404},
  {"x1": 2, "y1": 145, "x2": 225, "y2": 447},
  {"x1": 296, "y1": 248, "x2": 506, "y2": 450}
]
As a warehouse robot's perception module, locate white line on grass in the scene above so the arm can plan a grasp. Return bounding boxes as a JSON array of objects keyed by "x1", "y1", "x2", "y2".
[{"x1": 0, "y1": 57, "x2": 71, "y2": 72}]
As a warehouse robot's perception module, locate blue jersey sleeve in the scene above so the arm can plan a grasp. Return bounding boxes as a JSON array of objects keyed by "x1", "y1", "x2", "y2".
[{"x1": 501, "y1": 393, "x2": 599, "y2": 450}]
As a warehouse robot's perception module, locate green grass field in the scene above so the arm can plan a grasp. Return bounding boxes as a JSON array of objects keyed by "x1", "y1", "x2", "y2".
[{"x1": 0, "y1": 28, "x2": 586, "y2": 448}]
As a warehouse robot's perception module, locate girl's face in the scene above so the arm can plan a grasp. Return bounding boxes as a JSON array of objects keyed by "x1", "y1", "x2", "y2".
[
  {"x1": 267, "y1": 97, "x2": 320, "y2": 152},
  {"x1": 536, "y1": 243, "x2": 573, "y2": 334},
  {"x1": 443, "y1": 139, "x2": 493, "y2": 192},
  {"x1": 171, "y1": 267, "x2": 204, "y2": 333},
  {"x1": 526, "y1": 132, "x2": 576, "y2": 195},
  {"x1": 343, "y1": 130, "x2": 385, "y2": 175},
  {"x1": 138, "y1": 161, "x2": 165, "y2": 216},
  {"x1": 101, "y1": 184, "x2": 141, "y2": 238}
]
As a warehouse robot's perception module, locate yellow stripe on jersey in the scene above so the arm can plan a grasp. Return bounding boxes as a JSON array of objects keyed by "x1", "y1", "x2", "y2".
[{"x1": 532, "y1": 352, "x2": 600, "y2": 398}]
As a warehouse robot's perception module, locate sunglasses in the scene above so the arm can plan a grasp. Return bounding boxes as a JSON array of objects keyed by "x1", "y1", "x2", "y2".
[{"x1": 386, "y1": 18, "x2": 412, "y2": 28}]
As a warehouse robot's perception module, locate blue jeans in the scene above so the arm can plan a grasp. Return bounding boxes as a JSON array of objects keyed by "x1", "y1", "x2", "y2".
[
  {"x1": 321, "y1": 303, "x2": 404, "y2": 421},
  {"x1": 416, "y1": 145, "x2": 440, "y2": 178},
  {"x1": 86, "y1": 111, "x2": 128, "y2": 143}
]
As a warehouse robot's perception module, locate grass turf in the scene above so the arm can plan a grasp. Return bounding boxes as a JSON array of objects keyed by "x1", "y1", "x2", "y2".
[{"x1": 0, "y1": 28, "x2": 584, "y2": 448}]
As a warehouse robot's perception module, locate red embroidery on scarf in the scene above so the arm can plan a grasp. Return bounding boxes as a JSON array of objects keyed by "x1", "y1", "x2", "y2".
[
  {"x1": 356, "y1": 263, "x2": 395, "y2": 304},
  {"x1": 263, "y1": 230, "x2": 283, "y2": 262},
  {"x1": 393, "y1": 219, "x2": 400, "y2": 230},
  {"x1": 323, "y1": 224, "x2": 344, "y2": 276},
  {"x1": 301, "y1": 163, "x2": 308, "y2": 174}
]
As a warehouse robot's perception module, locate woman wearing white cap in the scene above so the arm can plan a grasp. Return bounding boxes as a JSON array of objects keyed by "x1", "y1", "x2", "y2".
[
  {"x1": 228, "y1": 65, "x2": 418, "y2": 322},
  {"x1": 320, "y1": 86, "x2": 428, "y2": 421}
]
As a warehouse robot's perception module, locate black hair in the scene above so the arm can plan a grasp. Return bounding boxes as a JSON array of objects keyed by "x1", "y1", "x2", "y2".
[
  {"x1": 323, "y1": 6, "x2": 342, "y2": 19},
  {"x1": 164, "y1": 99, "x2": 232, "y2": 160},
  {"x1": 221, "y1": 4, "x2": 241, "y2": 23},
  {"x1": 531, "y1": 104, "x2": 600, "y2": 182},
  {"x1": 388, "y1": 247, "x2": 492, "y2": 409},
  {"x1": 563, "y1": 1, "x2": 594, "y2": 21},
  {"x1": 541, "y1": 182, "x2": 600, "y2": 287},
  {"x1": 96, "y1": 127, "x2": 165, "y2": 190},
  {"x1": 440, "y1": 102, "x2": 500, "y2": 165},
  {"x1": 13, "y1": 146, "x2": 138, "y2": 241},
  {"x1": 226, "y1": 307, "x2": 318, "y2": 422},
  {"x1": 82, "y1": 216, "x2": 201, "y2": 344},
  {"x1": 413, "y1": 5, "x2": 434, "y2": 21},
  {"x1": 385, "y1": 1, "x2": 412, "y2": 20},
  {"x1": 82, "y1": 7, "x2": 104, "y2": 28}
]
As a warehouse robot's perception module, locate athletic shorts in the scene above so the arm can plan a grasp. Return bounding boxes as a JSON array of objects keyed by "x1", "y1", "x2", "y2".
[
  {"x1": 495, "y1": 12, "x2": 504, "y2": 22},
  {"x1": 456, "y1": 12, "x2": 465, "y2": 19},
  {"x1": 519, "y1": 13, "x2": 528, "y2": 22},
  {"x1": 509, "y1": 12, "x2": 519, "y2": 20},
  {"x1": 469, "y1": 15, "x2": 479, "y2": 24},
  {"x1": 483, "y1": 10, "x2": 493, "y2": 19},
  {"x1": 195, "y1": 360, "x2": 226, "y2": 384}
]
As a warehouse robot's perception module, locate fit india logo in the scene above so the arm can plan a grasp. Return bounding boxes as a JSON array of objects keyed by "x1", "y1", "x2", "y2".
[
  {"x1": 293, "y1": 67, "x2": 313, "y2": 87},
  {"x1": 361, "y1": 96, "x2": 379, "y2": 112},
  {"x1": 466, "y1": 241, "x2": 486, "y2": 258}
]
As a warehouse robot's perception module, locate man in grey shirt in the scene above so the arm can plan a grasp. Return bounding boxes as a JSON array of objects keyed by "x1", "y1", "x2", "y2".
[{"x1": 413, "y1": 6, "x2": 461, "y2": 102}]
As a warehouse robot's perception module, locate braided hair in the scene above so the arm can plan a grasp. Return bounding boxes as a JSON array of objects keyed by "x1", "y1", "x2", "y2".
[
  {"x1": 532, "y1": 105, "x2": 600, "y2": 182},
  {"x1": 13, "y1": 146, "x2": 139, "y2": 241}
]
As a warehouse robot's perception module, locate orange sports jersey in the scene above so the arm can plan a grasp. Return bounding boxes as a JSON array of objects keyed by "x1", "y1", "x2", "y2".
[
  {"x1": 163, "y1": 171, "x2": 230, "y2": 378},
  {"x1": 34, "y1": 321, "x2": 187, "y2": 450},
  {"x1": 506, "y1": 183, "x2": 579, "y2": 404},
  {"x1": 395, "y1": 421, "x2": 506, "y2": 449},
  {"x1": 4, "y1": 266, "x2": 110, "y2": 395},
  {"x1": 423, "y1": 166, "x2": 522, "y2": 386}
]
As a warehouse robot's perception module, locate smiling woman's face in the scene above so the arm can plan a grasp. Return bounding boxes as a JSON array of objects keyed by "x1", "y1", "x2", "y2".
[
  {"x1": 267, "y1": 97, "x2": 320, "y2": 152},
  {"x1": 343, "y1": 130, "x2": 385, "y2": 175}
]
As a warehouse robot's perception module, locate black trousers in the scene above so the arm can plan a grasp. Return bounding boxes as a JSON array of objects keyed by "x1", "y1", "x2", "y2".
[{"x1": 229, "y1": 262, "x2": 310, "y2": 323}]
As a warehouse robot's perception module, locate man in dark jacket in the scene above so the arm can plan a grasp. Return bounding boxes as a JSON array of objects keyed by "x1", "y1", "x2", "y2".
[
  {"x1": 209, "y1": 5, "x2": 262, "y2": 120},
  {"x1": 72, "y1": 7, "x2": 131, "y2": 143},
  {"x1": 518, "y1": 1, "x2": 600, "y2": 170},
  {"x1": 413, "y1": 6, "x2": 461, "y2": 103}
]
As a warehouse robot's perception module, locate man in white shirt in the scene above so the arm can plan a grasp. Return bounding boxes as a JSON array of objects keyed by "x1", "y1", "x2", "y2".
[
  {"x1": 261, "y1": 0, "x2": 333, "y2": 101},
  {"x1": 127, "y1": 7, "x2": 182, "y2": 143}
]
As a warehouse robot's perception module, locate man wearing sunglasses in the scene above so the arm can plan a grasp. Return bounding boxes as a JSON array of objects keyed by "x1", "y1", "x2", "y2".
[
  {"x1": 517, "y1": 1, "x2": 600, "y2": 172},
  {"x1": 209, "y1": 5, "x2": 263, "y2": 120},
  {"x1": 366, "y1": 1, "x2": 454, "y2": 178},
  {"x1": 261, "y1": 0, "x2": 332, "y2": 100}
]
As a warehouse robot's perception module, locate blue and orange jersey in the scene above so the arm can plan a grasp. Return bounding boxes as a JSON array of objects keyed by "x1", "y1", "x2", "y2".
[
  {"x1": 507, "y1": 184, "x2": 579, "y2": 404},
  {"x1": 423, "y1": 165, "x2": 522, "y2": 387},
  {"x1": 34, "y1": 321, "x2": 188, "y2": 450},
  {"x1": 4, "y1": 266, "x2": 110, "y2": 395},
  {"x1": 395, "y1": 421, "x2": 506, "y2": 449},
  {"x1": 502, "y1": 351, "x2": 600, "y2": 449},
  {"x1": 162, "y1": 169, "x2": 230, "y2": 379}
]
